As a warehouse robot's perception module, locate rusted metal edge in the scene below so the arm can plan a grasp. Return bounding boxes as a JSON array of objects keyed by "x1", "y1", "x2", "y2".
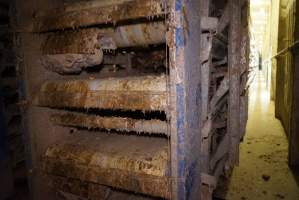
[
  {"x1": 34, "y1": 0, "x2": 168, "y2": 32},
  {"x1": 37, "y1": 91, "x2": 167, "y2": 111},
  {"x1": 50, "y1": 112, "x2": 168, "y2": 135}
]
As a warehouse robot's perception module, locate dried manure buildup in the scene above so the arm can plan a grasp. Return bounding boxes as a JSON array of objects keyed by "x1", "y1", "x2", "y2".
[{"x1": 13, "y1": 0, "x2": 249, "y2": 199}]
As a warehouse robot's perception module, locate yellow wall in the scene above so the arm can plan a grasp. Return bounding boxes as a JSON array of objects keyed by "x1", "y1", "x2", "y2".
[
  {"x1": 275, "y1": 0, "x2": 296, "y2": 137},
  {"x1": 261, "y1": 0, "x2": 280, "y2": 100},
  {"x1": 261, "y1": 0, "x2": 299, "y2": 165}
]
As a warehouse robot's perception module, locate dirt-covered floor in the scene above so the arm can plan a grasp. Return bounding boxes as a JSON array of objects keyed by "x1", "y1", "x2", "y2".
[{"x1": 225, "y1": 72, "x2": 299, "y2": 200}]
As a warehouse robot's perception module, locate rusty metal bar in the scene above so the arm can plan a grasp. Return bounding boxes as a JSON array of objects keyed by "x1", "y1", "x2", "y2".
[
  {"x1": 36, "y1": 75, "x2": 167, "y2": 112},
  {"x1": 99, "y1": 22, "x2": 166, "y2": 49},
  {"x1": 50, "y1": 112, "x2": 168, "y2": 135},
  {"x1": 42, "y1": 23, "x2": 166, "y2": 53},
  {"x1": 40, "y1": 28, "x2": 103, "y2": 74},
  {"x1": 34, "y1": 0, "x2": 167, "y2": 32},
  {"x1": 40, "y1": 52, "x2": 103, "y2": 74},
  {"x1": 40, "y1": 22, "x2": 166, "y2": 74}
]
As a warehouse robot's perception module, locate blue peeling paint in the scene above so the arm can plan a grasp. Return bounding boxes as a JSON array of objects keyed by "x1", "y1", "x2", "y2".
[
  {"x1": 176, "y1": 83, "x2": 187, "y2": 199},
  {"x1": 176, "y1": 83, "x2": 185, "y2": 147},
  {"x1": 175, "y1": 0, "x2": 185, "y2": 47},
  {"x1": 175, "y1": 0, "x2": 187, "y2": 196},
  {"x1": 186, "y1": 161, "x2": 197, "y2": 199},
  {"x1": 176, "y1": 28, "x2": 185, "y2": 47},
  {"x1": 178, "y1": 180, "x2": 186, "y2": 199},
  {"x1": 178, "y1": 159, "x2": 185, "y2": 176},
  {"x1": 172, "y1": 0, "x2": 203, "y2": 199},
  {"x1": 175, "y1": 0, "x2": 183, "y2": 11}
]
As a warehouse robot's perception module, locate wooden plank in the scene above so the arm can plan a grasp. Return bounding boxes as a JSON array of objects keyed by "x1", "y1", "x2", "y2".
[
  {"x1": 36, "y1": 75, "x2": 167, "y2": 112},
  {"x1": 201, "y1": 17, "x2": 218, "y2": 32},
  {"x1": 212, "y1": 67, "x2": 227, "y2": 78},
  {"x1": 200, "y1": 173, "x2": 216, "y2": 200},
  {"x1": 200, "y1": 33, "x2": 213, "y2": 63},
  {"x1": 169, "y1": 0, "x2": 203, "y2": 198},
  {"x1": 228, "y1": 0, "x2": 241, "y2": 165},
  {"x1": 50, "y1": 112, "x2": 168, "y2": 135},
  {"x1": 201, "y1": 33, "x2": 213, "y2": 120},
  {"x1": 43, "y1": 134, "x2": 170, "y2": 198},
  {"x1": 34, "y1": 0, "x2": 166, "y2": 32},
  {"x1": 209, "y1": 133, "x2": 229, "y2": 170},
  {"x1": 213, "y1": 155, "x2": 228, "y2": 180},
  {"x1": 212, "y1": 57, "x2": 228, "y2": 67},
  {"x1": 209, "y1": 76, "x2": 229, "y2": 110}
]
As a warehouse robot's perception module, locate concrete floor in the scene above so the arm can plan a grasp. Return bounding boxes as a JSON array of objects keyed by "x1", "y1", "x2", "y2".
[{"x1": 225, "y1": 72, "x2": 299, "y2": 200}]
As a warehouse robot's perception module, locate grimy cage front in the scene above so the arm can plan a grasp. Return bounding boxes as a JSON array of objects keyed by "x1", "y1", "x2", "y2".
[{"x1": 14, "y1": 0, "x2": 249, "y2": 199}]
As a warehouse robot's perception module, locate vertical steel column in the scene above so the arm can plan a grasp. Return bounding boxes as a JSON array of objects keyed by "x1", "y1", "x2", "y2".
[
  {"x1": 170, "y1": 0, "x2": 202, "y2": 199},
  {"x1": 228, "y1": 0, "x2": 241, "y2": 165},
  {"x1": 169, "y1": 1, "x2": 187, "y2": 198},
  {"x1": 200, "y1": 0, "x2": 211, "y2": 124},
  {"x1": 240, "y1": 0, "x2": 249, "y2": 140},
  {"x1": 199, "y1": 0, "x2": 211, "y2": 175}
]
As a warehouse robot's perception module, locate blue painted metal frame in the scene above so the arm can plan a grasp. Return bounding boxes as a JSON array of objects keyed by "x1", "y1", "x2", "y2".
[{"x1": 171, "y1": 0, "x2": 202, "y2": 199}]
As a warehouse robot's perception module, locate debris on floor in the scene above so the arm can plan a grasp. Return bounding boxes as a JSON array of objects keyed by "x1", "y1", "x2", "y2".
[
  {"x1": 262, "y1": 174, "x2": 271, "y2": 182},
  {"x1": 224, "y1": 74, "x2": 299, "y2": 200}
]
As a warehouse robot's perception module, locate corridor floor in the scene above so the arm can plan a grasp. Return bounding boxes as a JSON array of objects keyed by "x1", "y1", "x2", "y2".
[{"x1": 225, "y1": 72, "x2": 299, "y2": 200}]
